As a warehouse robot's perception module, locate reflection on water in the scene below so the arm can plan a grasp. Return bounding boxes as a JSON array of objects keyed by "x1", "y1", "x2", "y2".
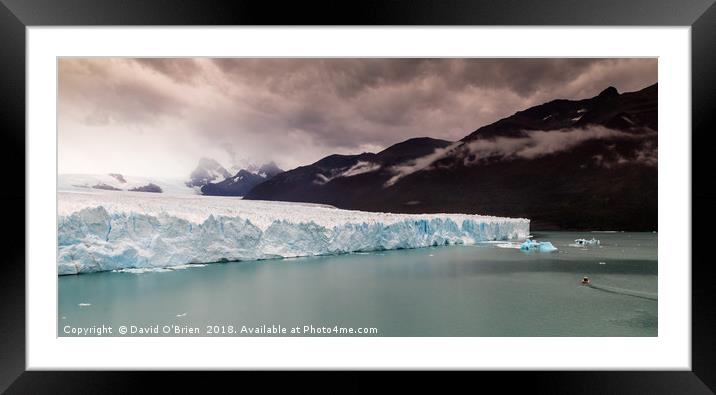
[{"x1": 59, "y1": 231, "x2": 657, "y2": 336}]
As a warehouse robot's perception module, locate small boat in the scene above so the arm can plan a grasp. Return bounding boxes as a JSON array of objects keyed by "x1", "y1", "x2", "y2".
[
  {"x1": 574, "y1": 238, "x2": 600, "y2": 247},
  {"x1": 581, "y1": 276, "x2": 591, "y2": 285},
  {"x1": 520, "y1": 239, "x2": 558, "y2": 252}
]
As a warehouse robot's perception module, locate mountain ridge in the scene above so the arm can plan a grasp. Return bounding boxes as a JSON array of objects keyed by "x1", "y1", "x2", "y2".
[
  {"x1": 243, "y1": 84, "x2": 658, "y2": 230},
  {"x1": 201, "y1": 161, "x2": 285, "y2": 197}
]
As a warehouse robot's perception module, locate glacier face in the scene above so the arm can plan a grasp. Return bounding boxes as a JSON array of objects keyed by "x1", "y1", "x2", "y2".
[{"x1": 57, "y1": 190, "x2": 530, "y2": 275}]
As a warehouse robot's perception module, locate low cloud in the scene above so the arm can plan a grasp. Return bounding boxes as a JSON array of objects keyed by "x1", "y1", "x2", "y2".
[
  {"x1": 341, "y1": 161, "x2": 382, "y2": 177},
  {"x1": 314, "y1": 161, "x2": 382, "y2": 185},
  {"x1": 385, "y1": 143, "x2": 461, "y2": 187},
  {"x1": 463, "y1": 126, "x2": 631, "y2": 162},
  {"x1": 593, "y1": 139, "x2": 657, "y2": 168},
  {"x1": 634, "y1": 144, "x2": 658, "y2": 166},
  {"x1": 385, "y1": 126, "x2": 654, "y2": 187}
]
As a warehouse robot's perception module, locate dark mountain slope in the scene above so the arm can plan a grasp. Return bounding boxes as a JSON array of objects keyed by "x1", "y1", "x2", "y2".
[
  {"x1": 245, "y1": 138, "x2": 452, "y2": 205},
  {"x1": 245, "y1": 84, "x2": 657, "y2": 230}
]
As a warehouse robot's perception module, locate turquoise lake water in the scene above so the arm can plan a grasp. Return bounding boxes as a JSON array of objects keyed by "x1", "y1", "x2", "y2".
[{"x1": 58, "y1": 231, "x2": 657, "y2": 337}]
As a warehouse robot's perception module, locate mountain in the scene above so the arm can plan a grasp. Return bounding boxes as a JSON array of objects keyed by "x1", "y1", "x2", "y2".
[
  {"x1": 129, "y1": 183, "x2": 163, "y2": 193},
  {"x1": 185, "y1": 157, "x2": 231, "y2": 188},
  {"x1": 59, "y1": 174, "x2": 197, "y2": 195},
  {"x1": 201, "y1": 162, "x2": 284, "y2": 196},
  {"x1": 245, "y1": 84, "x2": 657, "y2": 231},
  {"x1": 460, "y1": 85, "x2": 656, "y2": 142},
  {"x1": 255, "y1": 162, "x2": 284, "y2": 179},
  {"x1": 244, "y1": 137, "x2": 453, "y2": 204}
]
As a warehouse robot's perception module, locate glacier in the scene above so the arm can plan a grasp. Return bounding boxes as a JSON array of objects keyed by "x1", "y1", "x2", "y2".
[{"x1": 58, "y1": 190, "x2": 530, "y2": 275}]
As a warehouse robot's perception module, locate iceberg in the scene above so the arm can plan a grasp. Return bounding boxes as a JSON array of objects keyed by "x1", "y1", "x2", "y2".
[
  {"x1": 519, "y1": 239, "x2": 557, "y2": 252},
  {"x1": 57, "y1": 190, "x2": 530, "y2": 274}
]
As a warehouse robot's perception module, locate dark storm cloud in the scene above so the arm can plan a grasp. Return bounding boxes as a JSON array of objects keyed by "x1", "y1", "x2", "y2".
[
  {"x1": 203, "y1": 58, "x2": 657, "y2": 147},
  {"x1": 209, "y1": 58, "x2": 641, "y2": 98},
  {"x1": 59, "y1": 59, "x2": 187, "y2": 126},
  {"x1": 58, "y1": 58, "x2": 657, "y2": 177}
]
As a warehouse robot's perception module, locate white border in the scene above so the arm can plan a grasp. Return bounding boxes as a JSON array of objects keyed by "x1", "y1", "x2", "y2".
[{"x1": 27, "y1": 27, "x2": 691, "y2": 370}]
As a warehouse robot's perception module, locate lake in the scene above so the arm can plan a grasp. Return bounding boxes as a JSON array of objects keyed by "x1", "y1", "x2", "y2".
[{"x1": 58, "y1": 231, "x2": 657, "y2": 336}]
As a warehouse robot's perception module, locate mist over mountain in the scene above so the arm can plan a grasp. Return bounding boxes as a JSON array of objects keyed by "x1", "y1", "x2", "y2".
[
  {"x1": 200, "y1": 161, "x2": 284, "y2": 197},
  {"x1": 185, "y1": 158, "x2": 231, "y2": 188},
  {"x1": 245, "y1": 84, "x2": 658, "y2": 230}
]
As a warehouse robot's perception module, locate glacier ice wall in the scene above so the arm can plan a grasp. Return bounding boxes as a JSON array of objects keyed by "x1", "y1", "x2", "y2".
[{"x1": 57, "y1": 191, "x2": 530, "y2": 274}]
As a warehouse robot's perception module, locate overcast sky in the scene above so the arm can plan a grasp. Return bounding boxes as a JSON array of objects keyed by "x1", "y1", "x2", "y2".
[{"x1": 58, "y1": 58, "x2": 657, "y2": 177}]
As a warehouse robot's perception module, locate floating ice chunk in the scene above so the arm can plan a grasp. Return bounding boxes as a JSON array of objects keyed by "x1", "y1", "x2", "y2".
[
  {"x1": 519, "y1": 239, "x2": 557, "y2": 252},
  {"x1": 168, "y1": 264, "x2": 206, "y2": 270},
  {"x1": 113, "y1": 268, "x2": 172, "y2": 274},
  {"x1": 572, "y1": 238, "x2": 600, "y2": 247},
  {"x1": 113, "y1": 265, "x2": 207, "y2": 274}
]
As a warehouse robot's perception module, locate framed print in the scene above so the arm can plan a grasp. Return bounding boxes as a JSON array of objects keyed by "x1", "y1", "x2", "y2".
[{"x1": 2, "y1": 0, "x2": 715, "y2": 393}]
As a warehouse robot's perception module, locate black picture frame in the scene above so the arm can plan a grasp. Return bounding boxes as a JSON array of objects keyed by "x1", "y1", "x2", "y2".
[{"x1": 1, "y1": 0, "x2": 714, "y2": 393}]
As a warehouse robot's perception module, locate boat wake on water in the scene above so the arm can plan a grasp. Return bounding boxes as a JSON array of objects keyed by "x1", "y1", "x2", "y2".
[{"x1": 586, "y1": 283, "x2": 658, "y2": 301}]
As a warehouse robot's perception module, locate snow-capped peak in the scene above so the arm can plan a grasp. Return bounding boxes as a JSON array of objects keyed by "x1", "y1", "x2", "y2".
[{"x1": 186, "y1": 157, "x2": 231, "y2": 188}]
